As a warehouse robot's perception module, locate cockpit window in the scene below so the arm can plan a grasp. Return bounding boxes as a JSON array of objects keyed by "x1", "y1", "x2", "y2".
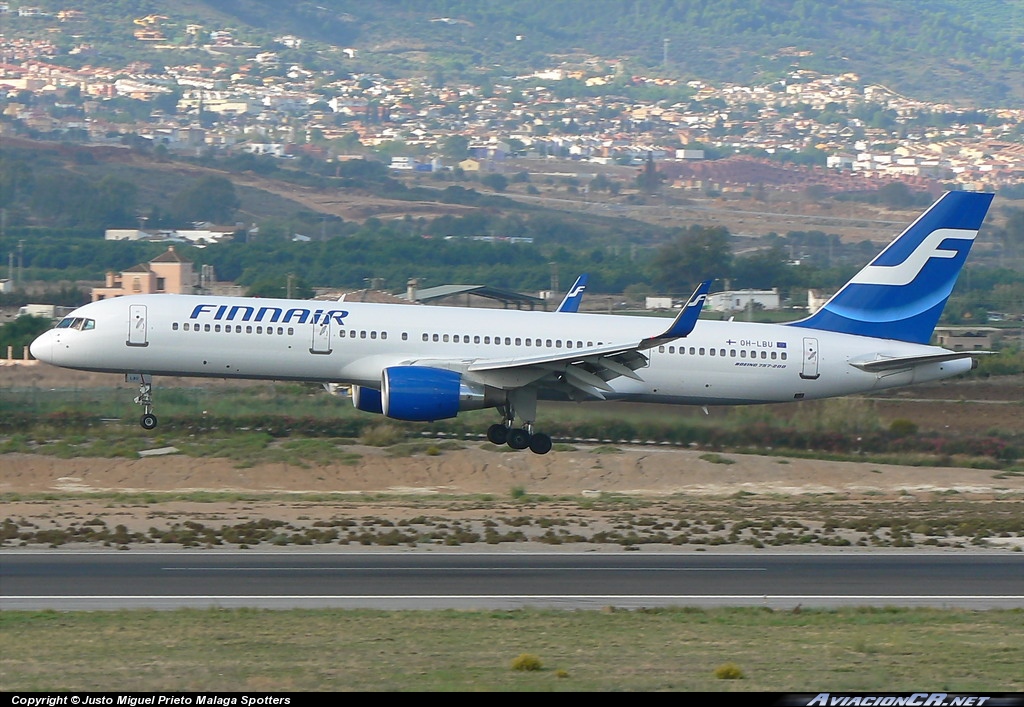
[{"x1": 55, "y1": 317, "x2": 95, "y2": 331}]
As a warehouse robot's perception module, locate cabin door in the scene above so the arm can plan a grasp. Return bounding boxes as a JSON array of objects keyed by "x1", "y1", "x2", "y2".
[
  {"x1": 127, "y1": 305, "x2": 148, "y2": 347},
  {"x1": 800, "y1": 337, "x2": 820, "y2": 380},
  {"x1": 310, "y1": 318, "x2": 332, "y2": 354}
]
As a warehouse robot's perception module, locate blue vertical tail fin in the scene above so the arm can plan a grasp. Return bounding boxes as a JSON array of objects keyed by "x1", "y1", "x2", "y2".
[
  {"x1": 789, "y1": 191, "x2": 994, "y2": 344},
  {"x1": 556, "y1": 274, "x2": 589, "y2": 313}
]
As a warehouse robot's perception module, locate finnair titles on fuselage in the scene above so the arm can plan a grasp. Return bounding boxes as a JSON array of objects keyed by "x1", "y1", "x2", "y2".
[
  {"x1": 188, "y1": 302, "x2": 351, "y2": 326},
  {"x1": 30, "y1": 191, "x2": 995, "y2": 455}
]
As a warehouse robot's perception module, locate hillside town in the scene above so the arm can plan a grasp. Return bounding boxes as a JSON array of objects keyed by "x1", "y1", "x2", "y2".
[{"x1": 2, "y1": 8, "x2": 1023, "y2": 196}]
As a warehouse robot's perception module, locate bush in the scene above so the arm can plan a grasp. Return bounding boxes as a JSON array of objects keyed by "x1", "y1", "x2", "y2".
[
  {"x1": 511, "y1": 653, "x2": 543, "y2": 671},
  {"x1": 889, "y1": 419, "x2": 919, "y2": 437},
  {"x1": 359, "y1": 424, "x2": 408, "y2": 447},
  {"x1": 714, "y1": 662, "x2": 745, "y2": 679}
]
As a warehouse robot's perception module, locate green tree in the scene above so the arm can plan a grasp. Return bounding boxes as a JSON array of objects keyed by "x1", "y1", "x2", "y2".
[
  {"x1": 171, "y1": 176, "x2": 240, "y2": 225},
  {"x1": 653, "y1": 225, "x2": 733, "y2": 293},
  {"x1": 0, "y1": 316, "x2": 53, "y2": 352}
]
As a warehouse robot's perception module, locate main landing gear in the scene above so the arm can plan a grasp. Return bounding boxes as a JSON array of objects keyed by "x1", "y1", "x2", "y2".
[
  {"x1": 132, "y1": 373, "x2": 158, "y2": 430},
  {"x1": 486, "y1": 390, "x2": 553, "y2": 455}
]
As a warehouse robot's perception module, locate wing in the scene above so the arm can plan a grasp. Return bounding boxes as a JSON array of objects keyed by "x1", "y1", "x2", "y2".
[{"x1": 465, "y1": 280, "x2": 712, "y2": 400}]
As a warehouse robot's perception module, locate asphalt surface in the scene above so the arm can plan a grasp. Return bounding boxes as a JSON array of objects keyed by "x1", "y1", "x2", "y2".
[{"x1": 2, "y1": 550, "x2": 1021, "y2": 610}]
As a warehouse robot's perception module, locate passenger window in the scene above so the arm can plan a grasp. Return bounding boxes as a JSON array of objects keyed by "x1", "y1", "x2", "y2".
[
  {"x1": 184, "y1": 323, "x2": 190, "y2": 331},
  {"x1": 246, "y1": 326, "x2": 252, "y2": 334},
  {"x1": 173, "y1": 323, "x2": 179, "y2": 331},
  {"x1": 453, "y1": 335, "x2": 460, "y2": 343}
]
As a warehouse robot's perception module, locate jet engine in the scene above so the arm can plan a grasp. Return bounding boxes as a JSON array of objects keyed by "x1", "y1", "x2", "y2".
[
  {"x1": 380, "y1": 366, "x2": 492, "y2": 421},
  {"x1": 351, "y1": 385, "x2": 383, "y2": 414}
]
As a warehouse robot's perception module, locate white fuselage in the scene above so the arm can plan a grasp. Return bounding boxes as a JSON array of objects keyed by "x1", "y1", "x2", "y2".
[{"x1": 30, "y1": 294, "x2": 972, "y2": 407}]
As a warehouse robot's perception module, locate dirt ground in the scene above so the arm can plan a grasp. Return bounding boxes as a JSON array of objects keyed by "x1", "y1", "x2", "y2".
[{"x1": 2, "y1": 364, "x2": 1022, "y2": 553}]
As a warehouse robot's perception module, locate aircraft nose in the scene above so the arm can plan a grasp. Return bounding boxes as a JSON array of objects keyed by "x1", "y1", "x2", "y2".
[{"x1": 29, "y1": 331, "x2": 53, "y2": 364}]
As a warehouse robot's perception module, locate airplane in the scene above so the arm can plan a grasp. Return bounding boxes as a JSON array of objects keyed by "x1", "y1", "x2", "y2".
[
  {"x1": 555, "y1": 274, "x2": 588, "y2": 313},
  {"x1": 30, "y1": 190, "x2": 994, "y2": 455}
]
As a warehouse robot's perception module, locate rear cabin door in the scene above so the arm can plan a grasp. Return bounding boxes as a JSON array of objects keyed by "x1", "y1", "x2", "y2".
[{"x1": 800, "y1": 337, "x2": 820, "y2": 380}]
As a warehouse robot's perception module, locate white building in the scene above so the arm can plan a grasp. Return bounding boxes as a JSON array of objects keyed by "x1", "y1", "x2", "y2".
[{"x1": 707, "y1": 289, "x2": 780, "y2": 312}]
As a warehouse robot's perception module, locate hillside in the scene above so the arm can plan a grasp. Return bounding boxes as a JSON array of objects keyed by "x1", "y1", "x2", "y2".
[
  {"x1": 141, "y1": 1, "x2": 1024, "y2": 106},
  {"x1": 7, "y1": 1, "x2": 1023, "y2": 105}
]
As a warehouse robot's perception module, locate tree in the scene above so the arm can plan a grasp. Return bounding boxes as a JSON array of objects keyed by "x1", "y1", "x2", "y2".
[
  {"x1": 652, "y1": 225, "x2": 733, "y2": 293},
  {"x1": 171, "y1": 176, "x2": 240, "y2": 225},
  {"x1": 480, "y1": 173, "x2": 509, "y2": 192},
  {"x1": 636, "y1": 152, "x2": 662, "y2": 193},
  {"x1": 441, "y1": 135, "x2": 470, "y2": 162}
]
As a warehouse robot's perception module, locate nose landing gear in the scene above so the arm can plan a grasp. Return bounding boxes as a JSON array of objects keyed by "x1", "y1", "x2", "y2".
[{"x1": 130, "y1": 373, "x2": 158, "y2": 430}]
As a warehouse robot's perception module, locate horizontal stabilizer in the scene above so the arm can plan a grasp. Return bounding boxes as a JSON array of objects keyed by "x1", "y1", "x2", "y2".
[{"x1": 849, "y1": 351, "x2": 992, "y2": 372}]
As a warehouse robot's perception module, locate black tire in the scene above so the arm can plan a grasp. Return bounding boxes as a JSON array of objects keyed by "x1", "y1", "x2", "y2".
[
  {"x1": 487, "y1": 424, "x2": 508, "y2": 445},
  {"x1": 140, "y1": 413, "x2": 158, "y2": 430},
  {"x1": 507, "y1": 428, "x2": 531, "y2": 450},
  {"x1": 529, "y1": 433, "x2": 552, "y2": 455}
]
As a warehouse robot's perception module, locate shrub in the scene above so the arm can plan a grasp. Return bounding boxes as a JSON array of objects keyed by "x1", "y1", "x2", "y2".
[
  {"x1": 511, "y1": 653, "x2": 543, "y2": 671},
  {"x1": 889, "y1": 419, "x2": 919, "y2": 437},
  {"x1": 359, "y1": 424, "x2": 407, "y2": 447},
  {"x1": 714, "y1": 662, "x2": 745, "y2": 679}
]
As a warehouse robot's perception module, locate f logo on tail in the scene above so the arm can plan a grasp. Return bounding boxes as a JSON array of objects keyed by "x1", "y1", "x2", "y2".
[{"x1": 850, "y1": 227, "x2": 977, "y2": 287}]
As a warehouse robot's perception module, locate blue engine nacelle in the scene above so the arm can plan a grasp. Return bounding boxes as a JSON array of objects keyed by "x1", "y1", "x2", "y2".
[
  {"x1": 351, "y1": 385, "x2": 383, "y2": 414},
  {"x1": 380, "y1": 366, "x2": 490, "y2": 421}
]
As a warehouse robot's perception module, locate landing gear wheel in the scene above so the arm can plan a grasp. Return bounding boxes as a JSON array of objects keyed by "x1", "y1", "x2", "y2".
[
  {"x1": 487, "y1": 423, "x2": 509, "y2": 445},
  {"x1": 140, "y1": 413, "x2": 158, "y2": 430},
  {"x1": 507, "y1": 428, "x2": 531, "y2": 450},
  {"x1": 529, "y1": 432, "x2": 552, "y2": 455}
]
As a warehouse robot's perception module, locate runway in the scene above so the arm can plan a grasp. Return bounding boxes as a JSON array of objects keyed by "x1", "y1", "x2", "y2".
[{"x1": 2, "y1": 551, "x2": 1021, "y2": 610}]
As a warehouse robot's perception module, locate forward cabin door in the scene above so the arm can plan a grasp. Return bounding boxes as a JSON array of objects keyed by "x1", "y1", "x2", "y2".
[
  {"x1": 127, "y1": 304, "x2": 148, "y2": 347},
  {"x1": 310, "y1": 317, "x2": 332, "y2": 354}
]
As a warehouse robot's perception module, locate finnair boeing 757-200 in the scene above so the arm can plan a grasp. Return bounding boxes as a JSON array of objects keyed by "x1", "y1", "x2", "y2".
[{"x1": 30, "y1": 190, "x2": 994, "y2": 455}]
